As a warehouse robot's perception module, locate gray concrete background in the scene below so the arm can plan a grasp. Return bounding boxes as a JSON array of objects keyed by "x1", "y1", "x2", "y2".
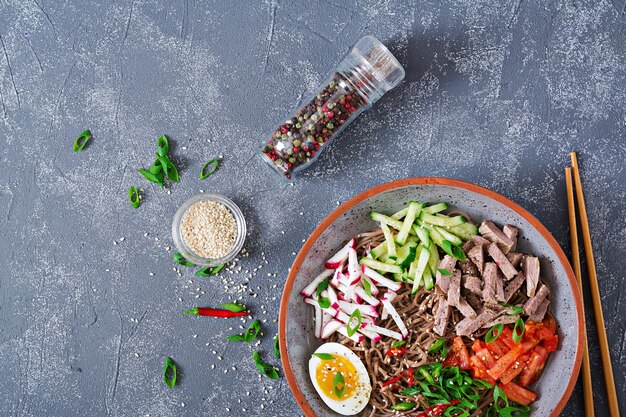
[{"x1": 0, "y1": 0, "x2": 624, "y2": 416}]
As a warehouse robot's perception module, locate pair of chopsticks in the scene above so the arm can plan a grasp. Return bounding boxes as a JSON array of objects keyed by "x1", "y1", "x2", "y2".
[{"x1": 565, "y1": 152, "x2": 620, "y2": 417}]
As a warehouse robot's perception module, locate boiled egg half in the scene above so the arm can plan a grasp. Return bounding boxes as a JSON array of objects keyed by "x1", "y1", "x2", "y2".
[{"x1": 309, "y1": 342, "x2": 372, "y2": 415}]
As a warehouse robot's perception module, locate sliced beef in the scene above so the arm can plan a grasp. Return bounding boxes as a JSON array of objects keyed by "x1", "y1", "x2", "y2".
[
  {"x1": 467, "y1": 245, "x2": 485, "y2": 274},
  {"x1": 465, "y1": 292, "x2": 483, "y2": 311},
  {"x1": 447, "y1": 270, "x2": 462, "y2": 307},
  {"x1": 456, "y1": 297, "x2": 477, "y2": 319},
  {"x1": 433, "y1": 299, "x2": 450, "y2": 336},
  {"x1": 507, "y1": 252, "x2": 524, "y2": 268},
  {"x1": 483, "y1": 262, "x2": 505, "y2": 304},
  {"x1": 482, "y1": 314, "x2": 520, "y2": 328},
  {"x1": 461, "y1": 240, "x2": 474, "y2": 252},
  {"x1": 488, "y1": 243, "x2": 518, "y2": 280},
  {"x1": 522, "y1": 256, "x2": 541, "y2": 297},
  {"x1": 529, "y1": 298, "x2": 550, "y2": 322},
  {"x1": 504, "y1": 271, "x2": 527, "y2": 302},
  {"x1": 463, "y1": 275, "x2": 483, "y2": 295},
  {"x1": 479, "y1": 220, "x2": 515, "y2": 254},
  {"x1": 459, "y1": 259, "x2": 479, "y2": 276},
  {"x1": 503, "y1": 224, "x2": 519, "y2": 252},
  {"x1": 471, "y1": 235, "x2": 492, "y2": 247},
  {"x1": 524, "y1": 284, "x2": 550, "y2": 316},
  {"x1": 455, "y1": 308, "x2": 498, "y2": 337},
  {"x1": 435, "y1": 255, "x2": 457, "y2": 294}
]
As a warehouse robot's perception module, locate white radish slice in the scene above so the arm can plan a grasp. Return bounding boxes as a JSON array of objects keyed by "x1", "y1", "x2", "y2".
[
  {"x1": 324, "y1": 238, "x2": 355, "y2": 269},
  {"x1": 364, "y1": 324, "x2": 404, "y2": 340},
  {"x1": 347, "y1": 248, "x2": 361, "y2": 285},
  {"x1": 337, "y1": 301, "x2": 379, "y2": 318},
  {"x1": 334, "y1": 282, "x2": 357, "y2": 303},
  {"x1": 362, "y1": 265, "x2": 402, "y2": 292},
  {"x1": 381, "y1": 299, "x2": 408, "y2": 338},
  {"x1": 300, "y1": 269, "x2": 334, "y2": 297},
  {"x1": 321, "y1": 320, "x2": 343, "y2": 338},
  {"x1": 353, "y1": 286, "x2": 380, "y2": 306},
  {"x1": 380, "y1": 291, "x2": 398, "y2": 320},
  {"x1": 322, "y1": 311, "x2": 332, "y2": 329},
  {"x1": 303, "y1": 298, "x2": 323, "y2": 338},
  {"x1": 327, "y1": 286, "x2": 339, "y2": 309},
  {"x1": 358, "y1": 326, "x2": 381, "y2": 343},
  {"x1": 337, "y1": 325, "x2": 364, "y2": 343},
  {"x1": 331, "y1": 308, "x2": 374, "y2": 326}
]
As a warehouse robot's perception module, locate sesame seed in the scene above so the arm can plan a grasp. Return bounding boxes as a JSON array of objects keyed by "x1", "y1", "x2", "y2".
[{"x1": 180, "y1": 200, "x2": 237, "y2": 258}]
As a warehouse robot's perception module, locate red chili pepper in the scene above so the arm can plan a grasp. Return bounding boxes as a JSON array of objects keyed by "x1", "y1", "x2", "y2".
[
  {"x1": 183, "y1": 307, "x2": 249, "y2": 318},
  {"x1": 382, "y1": 374, "x2": 404, "y2": 387},
  {"x1": 386, "y1": 346, "x2": 407, "y2": 357},
  {"x1": 415, "y1": 400, "x2": 461, "y2": 417},
  {"x1": 406, "y1": 369, "x2": 414, "y2": 387}
]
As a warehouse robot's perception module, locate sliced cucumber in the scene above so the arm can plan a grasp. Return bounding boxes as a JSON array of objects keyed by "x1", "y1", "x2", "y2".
[
  {"x1": 419, "y1": 212, "x2": 466, "y2": 227},
  {"x1": 433, "y1": 225, "x2": 463, "y2": 246},
  {"x1": 413, "y1": 224, "x2": 431, "y2": 249},
  {"x1": 371, "y1": 242, "x2": 388, "y2": 259},
  {"x1": 380, "y1": 222, "x2": 397, "y2": 259},
  {"x1": 423, "y1": 266, "x2": 434, "y2": 290},
  {"x1": 446, "y1": 222, "x2": 478, "y2": 241},
  {"x1": 396, "y1": 202, "x2": 423, "y2": 245},
  {"x1": 395, "y1": 241, "x2": 417, "y2": 269},
  {"x1": 428, "y1": 225, "x2": 446, "y2": 247},
  {"x1": 391, "y1": 207, "x2": 409, "y2": 220},
  {"x1": 379, "y1": 253, "x2": 390, "y2": 262},
  {"x1": 428, "y1": 240, "x2": 440, "y2": 274},
  {"x1": 360, "y1": 258, "x2": 402, "y2": 274},
  {"x1": 423, "y1": 202, "x2": 448, "y2": 214},
  {"x1": 370, "y1": 212, "x2": 404, "y2": 230},
  {"x1": 411, "y1": 246, "x2": 431, "y2": 294}
]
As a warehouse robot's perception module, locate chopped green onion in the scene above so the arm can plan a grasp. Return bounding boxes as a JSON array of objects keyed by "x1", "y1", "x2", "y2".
[
  {"x1": 73, "y1": 130, "x2": 92, "y2": 152},
  {"x1": 363, "y1": 277, "x2": 372, "y2": 297},
  {"x1": 195, "y1": 264, "x2": 225, "y2": 276},
  {"x1": 493, "y1": 385, "x2": 508, "y2": 407},
  {"x1": 500, "y1": 302, "x2": 524, "y2": 315},
  {"x1": 200, "y1": 159, "x2": 219, "y2": 180},
  {"x1": 428, "y1": 338, "x2": 446, "y2": 354},
  {"x1": 437, "y1": 268, "x2": 452, "y2": 276},
  {"x1": 244, "y1": 319, "x2": 261, "y2": 343},
  {"x1": 333, "y1": 371, "x2": 345, "y2": 398},
  {"x1": 220, "y1": 302, "x2": 246, "y2": 313},
  {"x1": 226, "y1": 334, "x2": 246, "y2": 342},
  {"x1": 156, "y1": 153, "x2": 180, "y2": 182},
  {"x1": 273, "y1": 334, "x2": 280, "y2": 359},
  {"x1": 313, "y1": 353, "x2": 335, "y2": 360},
  {"x1": 316, "y1": 278, "x2": 330, "y2": 297},
  {"x1": 346, "y1": 309, "x2": 362, "y2": 337},
  {"x1": 390, "y1": 402, "x2": 416, "y2": 411},
  {"x1": 149, "y1": 159, "x2": 163, "y2": 174},
  {"x1": 128, "y1": 186, "x2": 140, "y2": 208},
  {"x1": 391, "y1": 340, "x2": 407, "y2": 348},
  {"x1": 162, "y1": 357, "x2": 177, "y2": 389},
  {"x1": 485, "y1": 323, "x2": 505, "y2": 343},
  {"x1": 157, "y1": 135, "x2": 169, "y2": 157},
  {"x1": 138, "y1": 168, "x2": 165, "y2": 188},
  {"x1": 512, "y1": 318, "x2": 525, "y2": 343},
  {"x1": 252, "y1": 351, "x2": 279, "y2": 379},
  {"x1": 317, "y1": 297, "x2": 331, "y2": 309},
  {"x1": 172, "y1": 252, "x2": 195, "y2": 267}
]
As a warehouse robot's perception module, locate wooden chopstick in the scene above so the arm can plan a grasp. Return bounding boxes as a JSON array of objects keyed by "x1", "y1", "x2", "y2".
[
  {"x1": 565, "y1": 167, "x2": 594, "y2": 417},
  {"x1": 570, "y1": 152, "x2": 621, "y2": 417}
]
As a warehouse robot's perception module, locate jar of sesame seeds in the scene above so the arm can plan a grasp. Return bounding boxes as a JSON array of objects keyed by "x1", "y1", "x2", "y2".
[
  {"x1": 172, "y1": 194, "x2": 246, "y2": 266},
  {"x1": 258, "y1": 35, "x2": 405, "y2": 182}
]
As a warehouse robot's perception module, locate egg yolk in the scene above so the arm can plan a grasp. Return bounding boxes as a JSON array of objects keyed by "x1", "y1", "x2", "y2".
[{"x1": 315, "y1": 355, "x2": 358, "y2": 401}]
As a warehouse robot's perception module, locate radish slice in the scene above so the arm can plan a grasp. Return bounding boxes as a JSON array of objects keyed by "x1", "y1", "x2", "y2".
[
  {"x1": 336, "y1": 325, "x2": 364, "y2": 343},
  {"x1": 347, "y1": 248, "x2": 361, "y2": 285},
  {"x1": 362, "y1": 265, "x2": 402, "y2": 292},
  {"x1": 325, "y1": 238, "x2": 355, "y2": 269},
  {"x1": 321, "y1": 320, "x2": 343, "y2": 338},
  {"x1": 365, "y1": 324, "x2": 404, "y2": 340},
  {"x1": 303, "y1": 298, "x2": 323, "y2": 338},
  {"x1": 301, "y1": 269, "x2": 334, "y2": 297},
  {"x1": 327, "y1": 286, "x2": 339, "y2": 309},
  {"x1": 358, "y1": 326, "x2": 381, "y2": 343},
  {"x1": 334, "y1": 282, "x2": 357, "y2": 303},
  {"x1": 381, "y1": 299, "x2": 408, "y2": 338},
  {"x1": 353, "y1": 286, "x2": 380, "y2": 306},
  {"x1": 322, "y1": 311, "x2": 332, "y2": 329},
  {"x1": 337, "y1": 301, "x2": 379, "y2": 318},
  {"x1": 380, "y1": 291, "x2": 398, "y2": 320}
]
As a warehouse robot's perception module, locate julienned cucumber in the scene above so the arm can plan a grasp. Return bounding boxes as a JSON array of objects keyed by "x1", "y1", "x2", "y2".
[
  {"x1": 380, "y1": 222, "x2": 397, "y2": 259},
  {"x1": 395, "y1": 241, "x2": 417, "y2": 269},
  {"x1": 433, "y1": 225, "x2": 463, "y2": 246},
  {"x1": 371, "y1": 242, "x2": 388, "y2": 259},
  {"x1": 419, "y1": 212, "x2": 466, "y2": 227},
  {"x1": 391, "y1": 207, "x2": 409, "y2": 220},
  {"x1": 423, "y1": 202, "x2": 448, "y2": 214},
  {"x1": 370, "y1": 212, "x2": 404, "y2": 230},
  {"x1": 423, "y1": 266, "x2": 434, "y2": 290},
  {"x1": 446, "y1": 222, "x2": 478, "y2": 241},
  {"x1": 411, "y1": 246, "x2": 431, "y2": 294},
  {"x1": 395, "y1": 202, "x2": 423, "y2": 245},
  {"x1": 360, "y1": 258, "x2": 402, "y2": 274},
  {"x1": 413, "y1": 224, "x2": 431, "y2": 249},
  {"x1": 427, "y1": 241, "x2": 440, "y2": 275}
]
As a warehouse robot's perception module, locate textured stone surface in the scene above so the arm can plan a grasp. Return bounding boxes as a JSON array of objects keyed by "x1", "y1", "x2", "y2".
[{"x1": 0, "y1": 1, "x2": 624, "y2": 416}]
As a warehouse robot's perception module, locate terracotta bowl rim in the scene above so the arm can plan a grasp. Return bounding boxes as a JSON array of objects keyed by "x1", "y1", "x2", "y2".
[{"x1": 279, "y1": 177, "x2": 583, "y2": 417}]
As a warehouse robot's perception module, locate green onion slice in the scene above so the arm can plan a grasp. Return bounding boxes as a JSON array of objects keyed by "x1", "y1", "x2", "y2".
[
  {"x1": 333, "y1": 372, "x2": 345, "y2": 398},
  {"x1": 512, "y1": 318, "x2": 525, "y2": 344},
  {"x1": 149, "y1": 159, "x2": 163, "y2": 175},
  {"x1": 162, "y1": 357, "x2": 177, "y2": 389},
  {"x1": 172, "y1": 252, "x2": 195, "y2": 267},
  {"x1": 493, "y1": 385, "x2": 508, "y2": 407},
  {"x1": 73, "y1": 130, "x2": 91, "y2": 152},
  {"x1": 437, "y1": 268, "x2": 452, "y2": 276},
  {"x1": 244, "y1": 319, "x2": 261, "y2": 343},
  {"x1": 313, "y1": 353, "x2": 335, "y2": 360},
  {"x1": 428, "y1": 338, "x2": 446, "y2": 354},
  {"x1": 273, "y1": 334, "x2": 280, "y2": 359},
  {"x1": 156, "y1": 153, "x2": 180, "y2": 182},
  {"x1": 363, "y1": 277, "x2": 372, "y2": 297},
  {"x1": 390, "y1": 402, "x2": 416, "y2": 411},
  {"x1": 500, "y1": 302, "x2": 524, "y2": 315},
  {"x1": 200, "y1": 159, "x2": 219, "y2": 180},
  {"x1": 252, "y1": 351, "x2": 279, "y2": 379},
  {"x1": 138, "y1": 168, "x2": 165, "y2": 188},
  {"x1": 391, "y1": 340, "x2": 407, "y2": 348},
  {"x1": 317, "y1": 297, "x2": 330, "y2": 309},
  {"x1": 226, "y1": 334, "x2": 246, "y2": 342},
  {"x1": 220, "y1": 302, "x2": 247, "y2": 313},
  {"x1": 316, "y1": 278, "x2": 330, "y2": 297},
  {"x1": 195, "y1": 264, "x2": 225, "y2": 276},
  {"x1": 346, "y1": 309, "x2": 362, "y2": 337},
  {"x1": 485, "y1": 323, "x2": 505, "y2": 343},
  {"x1": 128, "y1": 186, "x2": 140, "y2": 208},
  {"x1": 157, "y1": 135, "x2": 169, "y2": 157}
]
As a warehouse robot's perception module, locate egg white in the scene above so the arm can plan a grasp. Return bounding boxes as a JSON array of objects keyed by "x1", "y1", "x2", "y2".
[{"x1": 309, "y1": 342, "x2": 372, "y2": 416}]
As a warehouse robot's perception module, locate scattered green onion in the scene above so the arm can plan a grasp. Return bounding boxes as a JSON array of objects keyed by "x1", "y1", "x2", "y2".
[
  {"x1": 437, "y1": 268, "x2": 452, "y2": 276},
  {"x1": 244, "y1": 319, "x2": 261, "y2": 342},
  {"x1": 391, "y1": 340, "x2": 407, "y2": 348},
  {"x1": 220, "y1": 302, "x2": 247, "y2": 313},
  {"x1": 317, "y1": 297, "x2": 331, "y2": 309},
  {"x1": 485, "y1": 323, "x2": 505, "y2": 343},
  {"x1": 316, "y1": 278, "x2": 330, "y2": 297},
  {"x1": 333, "y1": 372, "x2": 345, "y2": 398},
  {"x1": 156, "y1": 153, "x2": 180, "y2": 182},
  {"x1": 172, "y1": 252, "x2": 195, "y2": 267},
  {"x1": 226, "y1": 334, "x2": 246, "y2": 342},
  {"x1": 390, "y1": 402, "x2": 416, "y2": 411},
  {"x1": 157, "y1": 135, "x2": 169, "y2": 157},
  {"x1": 162, "y1": 357, "x2": 177, "y2": 389},
  {"x1": 195, "y1": 264, "x2": 224, "y2": 276},
  {"x1": 313, "y1": 353, "x2": 335, "y2": 360},
  {"x1": 500, "y1": 302, "x2": 524, "y2": 315},
  {"x1": 252, "y1": 351, "x2": 279, "y2": 379},
  {"x1": 73, "y1": 129, "x2": 92, "y2": 152},
  {"x1": 346, "y1": 309, "x2": 362, "y2": 337},
  {"x1": 428, "y1": 338, "x2": 447, "y2": 354},
  {"x1": 128, "y1": 186, "x2": 140, "y2": 208},
  {"x1": 273, "y1": 334, "x2": 280, "y2": 359},
  {"x1": 512, "y1": 318, "x2": 525, "y2": 344},
  {"x1": 138, "y1": 168, "x2": 165, "y2": 188},
  {"x1": 363, "y1": 277, "x2": 372, "y2": 297},
  {"x1": 200, "y1": 158, "x2": 219, "y2": 180}
]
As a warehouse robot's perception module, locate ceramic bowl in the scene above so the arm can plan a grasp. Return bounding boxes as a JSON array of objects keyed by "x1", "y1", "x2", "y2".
[{"x1": 279, "y1": 178, "x2": 583, "y2": 417}]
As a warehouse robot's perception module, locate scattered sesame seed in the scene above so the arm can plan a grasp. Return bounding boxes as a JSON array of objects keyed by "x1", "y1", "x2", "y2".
[
  {"x1": 113, "y1": 241, "x2": 117, "y2": 246},
  {"x1": 149, "y1": 272, "x2": 155, "y2": 276}
]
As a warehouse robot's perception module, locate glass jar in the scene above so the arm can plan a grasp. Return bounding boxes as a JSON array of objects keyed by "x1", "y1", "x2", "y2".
[{"x1": 258, "y1": 35, "x2": 405, "y2": 182}]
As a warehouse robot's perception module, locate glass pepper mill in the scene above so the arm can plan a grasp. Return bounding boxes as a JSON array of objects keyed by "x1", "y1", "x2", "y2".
[{"x1": 258, "y1": 35, "x2": 405, "y2": 181}]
